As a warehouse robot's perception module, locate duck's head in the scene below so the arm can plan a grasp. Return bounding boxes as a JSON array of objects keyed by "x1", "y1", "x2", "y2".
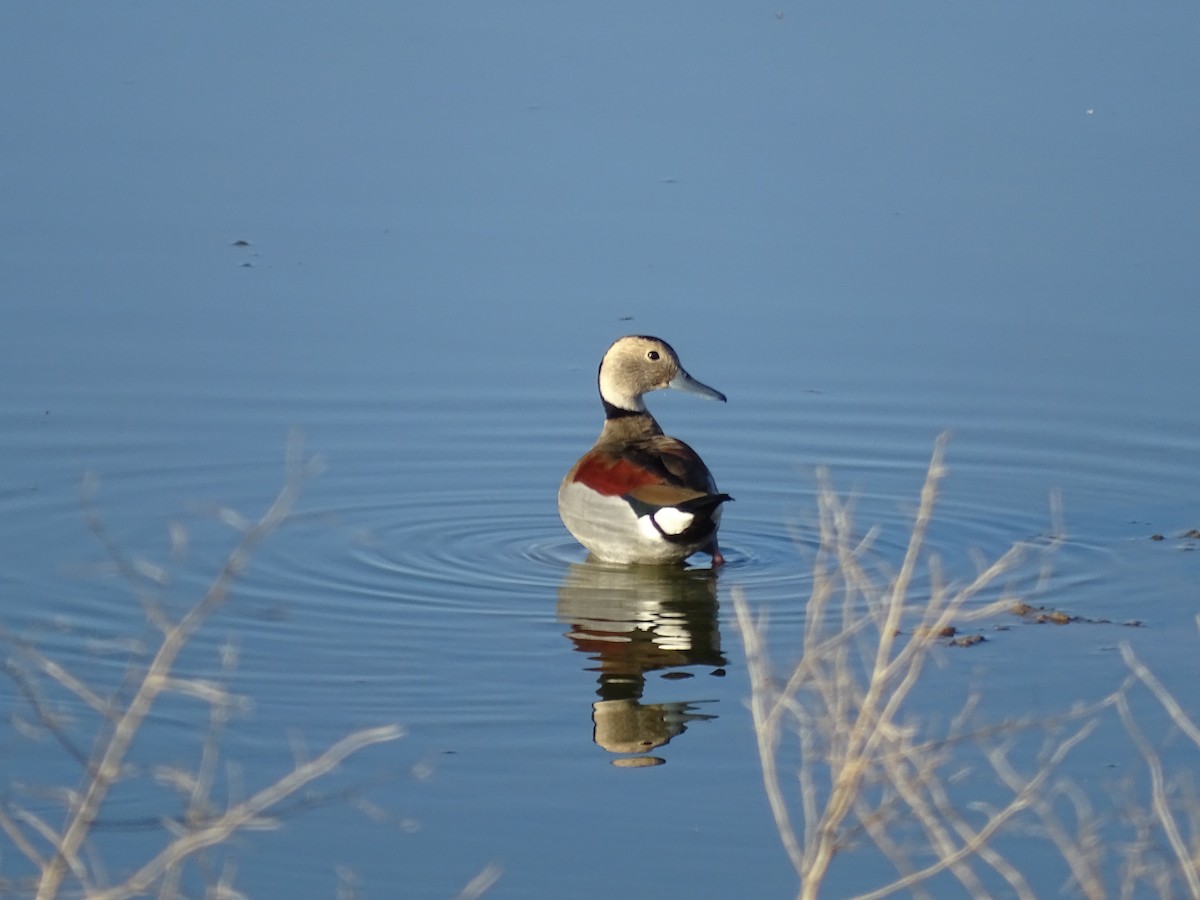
[{"x1": 597, "y1": 335, "x2": 726, "y2": 413}]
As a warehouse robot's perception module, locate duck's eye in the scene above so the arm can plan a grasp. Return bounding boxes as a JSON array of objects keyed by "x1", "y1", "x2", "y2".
[{"x1": 647, "y1": 350, "x2": 660, "y2": 361}]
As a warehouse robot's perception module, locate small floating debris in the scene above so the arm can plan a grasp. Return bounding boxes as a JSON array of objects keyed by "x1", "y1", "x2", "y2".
[
  {"x1": 911, "y1": 625, "x2": 983, "y2": 647},
  {"x1": 1011, "y1": 602, "x2": 1073, "y2": 624},
  {"x1": 915, "y1": 625, "x2": 957, "y2": 639},
  {"x1": 949, "y1": 634, "x2": 986, "y2": 648},
  {"x1": 612, "y1": 756, "x2": 665, "y2": 768},
  {"x1": 1148, "y1": 529, "x2": 1198, "y2": 542},
  {"x1": 231, "y1": 239, "x2": 257, "y2": 267},
  {"x1": 661, "y1": 671, "x2": 693, "y2": 680},
  {"x1": 1009, "y1": 602, "x2": 1142, "y2": 628}
]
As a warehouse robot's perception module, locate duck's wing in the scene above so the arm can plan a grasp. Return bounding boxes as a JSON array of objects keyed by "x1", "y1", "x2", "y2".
[
  {"x1": 565, "y1": 436, "x2": 729, "y2": 503},
  {"x1": 628, "y1": 434, "x2": 722, "y2": 495}
]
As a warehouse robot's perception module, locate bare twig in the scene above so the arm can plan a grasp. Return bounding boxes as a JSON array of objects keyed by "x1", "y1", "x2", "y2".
[
  {"x1": 456, "y1": 860, "x2": 504, "y2": 900},
  {"x1": 85, "y1": 725, "x2": 404, "y2": 900},
  {"x1": 735, "y1": 591, "x2": 806, "y2": 876},
  {"x1": 0, "y1": 805, "x2": 48, "y2": 871},
  {"x1": 1114, "y1": 691, "x2": 1200, "y2": 897},
  {"x1": 4, "y1": 440, "x2": 412, "y2": 900},
  {"x1": 735, "y1": 436, "x2": 1163, "y2": 899},
  {"x1": 34, "y1": 469, "x2": 309, "y2": 900},
  {"x1": 1119, "y1": 643, "x2": 1200, "y2": 751}
]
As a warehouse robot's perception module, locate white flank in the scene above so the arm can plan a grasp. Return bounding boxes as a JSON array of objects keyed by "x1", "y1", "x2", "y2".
[
  {"x1": 636, "y1": 515, "x2": 661, "y2": 539},
  {"x1": 651, "y1": 507, "x2": 695, "y2": 536}
]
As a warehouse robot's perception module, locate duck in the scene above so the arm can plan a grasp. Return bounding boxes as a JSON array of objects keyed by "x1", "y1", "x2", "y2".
[{"x1": 558, "y1": 335, "x2": 731, "y2": 566}]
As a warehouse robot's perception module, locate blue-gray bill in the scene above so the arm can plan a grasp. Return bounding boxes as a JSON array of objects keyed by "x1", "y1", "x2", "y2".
[{"x1": 668, "y1": 369, "x2": 726, "y2": 403}]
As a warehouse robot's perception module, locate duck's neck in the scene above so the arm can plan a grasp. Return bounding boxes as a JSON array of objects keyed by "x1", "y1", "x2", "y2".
[
  {"x1": 599, "y1": 405, "x2": 662, "y2": 442},
  {"x1": 602, "y1": 398, "x2": 645, "y2": 420}
]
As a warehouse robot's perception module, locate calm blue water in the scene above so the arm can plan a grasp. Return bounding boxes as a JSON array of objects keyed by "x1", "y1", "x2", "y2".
[{"x1": 2, "y1": 3, "x2": 1198, "y2": 897}]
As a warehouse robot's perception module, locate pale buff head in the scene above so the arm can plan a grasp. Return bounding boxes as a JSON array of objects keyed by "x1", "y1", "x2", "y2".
[{"x1": 597, "y1": 335, "x2": 725, "y2": 412}]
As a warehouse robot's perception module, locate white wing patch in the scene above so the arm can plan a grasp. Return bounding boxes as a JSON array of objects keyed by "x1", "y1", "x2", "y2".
[{"x1": 636, "y1": 506, "x2": 695, "y2": 539}]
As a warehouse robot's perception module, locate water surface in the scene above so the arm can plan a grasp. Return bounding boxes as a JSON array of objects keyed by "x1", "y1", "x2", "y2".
[{"x1": 2, "y1": 3, "x2": 1198, "y2": 897}]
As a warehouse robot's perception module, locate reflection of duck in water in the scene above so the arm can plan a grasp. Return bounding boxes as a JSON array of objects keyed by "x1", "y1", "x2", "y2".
[
  {"x1": 590, "y1": 699, "x2": 714, "y2": 759},
  {"x1": 558, "y1": 336, "x2": 731, "y2": 567},
  {"x1": 557, "y1": 560, "x2": 726, "y2": 761}
]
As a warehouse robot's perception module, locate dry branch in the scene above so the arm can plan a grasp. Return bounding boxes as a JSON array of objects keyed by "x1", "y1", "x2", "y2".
[
  {"x1": 0, "y1": 441, "x2": 421, "y2": 899},
  {"x1": 734, "y1": 437, "x2": 1200, "y2": 898}
]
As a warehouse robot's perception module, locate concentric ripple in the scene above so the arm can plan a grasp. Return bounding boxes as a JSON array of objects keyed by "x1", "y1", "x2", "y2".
[
  {"x1": 315, "y1": 489, "x2": 584, "y2": 613},
  {"x1": 238, "y1": 464, "x2": 1123, "y2": 638}
]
